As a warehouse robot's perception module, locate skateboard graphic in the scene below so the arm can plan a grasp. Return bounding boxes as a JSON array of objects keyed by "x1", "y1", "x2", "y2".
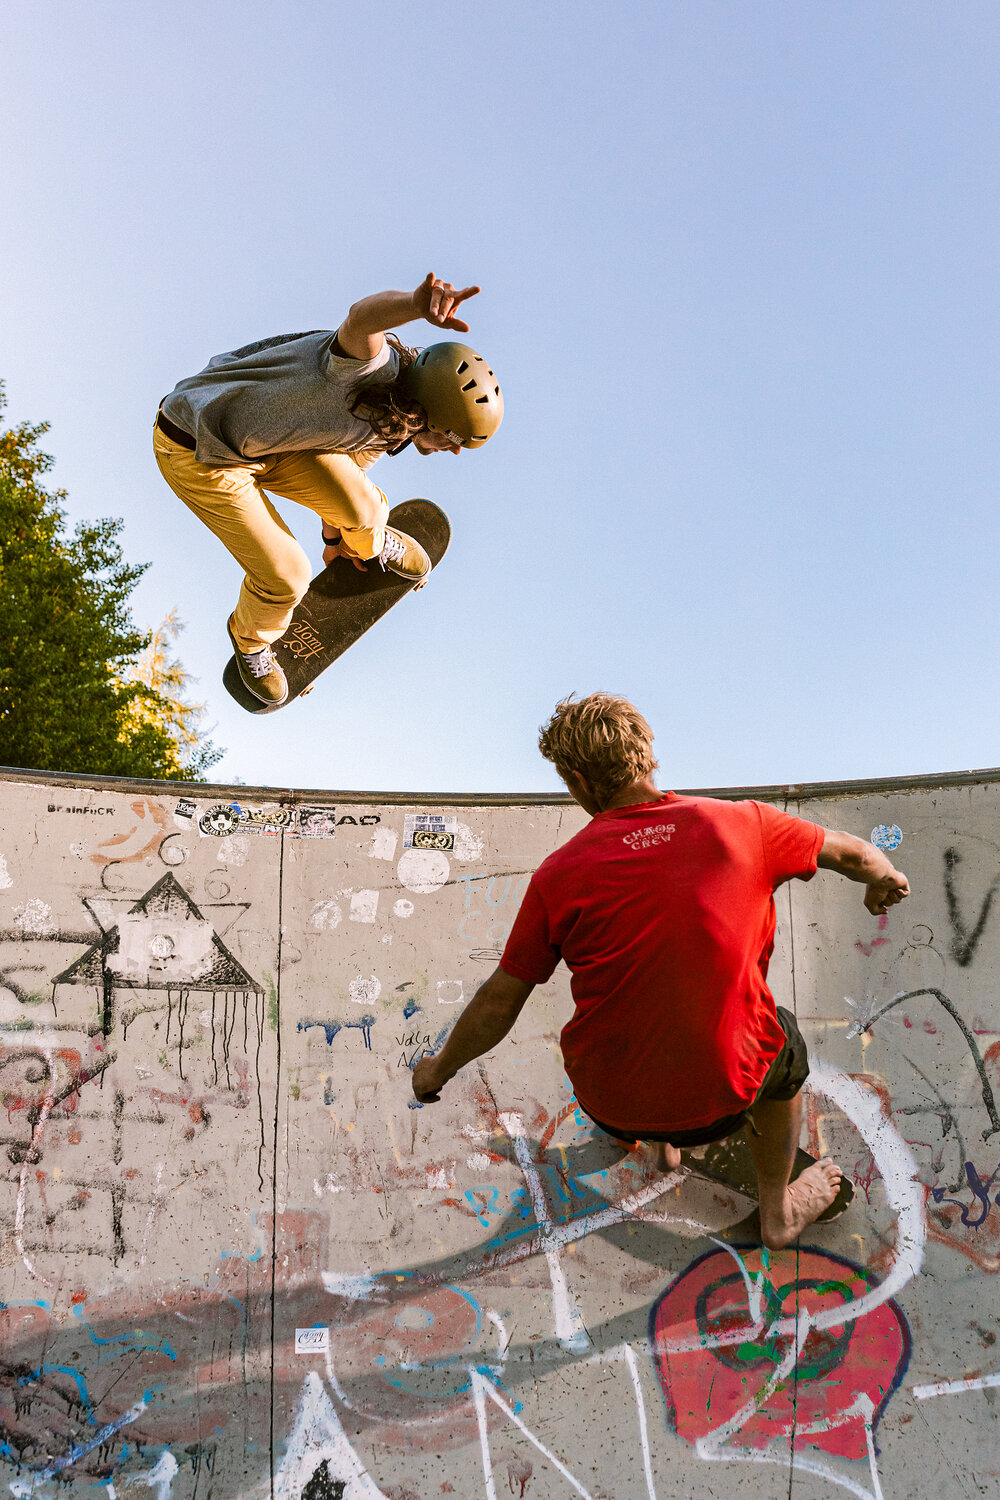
[
  {"x1": 681, "y1": 1132, "x2": 855, "y2": 1226},
  {"x1": 223, "y1": 499, "x2": 451, "y2": 714}
]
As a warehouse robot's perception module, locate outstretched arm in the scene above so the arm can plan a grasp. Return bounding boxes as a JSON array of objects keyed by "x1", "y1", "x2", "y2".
[
  {"x1": 411, "y1": 966, "x2": 534, "y2": 1103},
  {"x1": 337, "y1": 272, "x2": 481, "y2": 360},
  {"x1": 817, "y1": 829, "x2": 910, "y2": 915}
]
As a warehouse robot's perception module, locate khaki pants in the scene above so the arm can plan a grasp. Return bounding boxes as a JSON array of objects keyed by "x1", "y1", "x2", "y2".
[{"x1": 153, "y1": 425, "x2": 389, "y2": 652}]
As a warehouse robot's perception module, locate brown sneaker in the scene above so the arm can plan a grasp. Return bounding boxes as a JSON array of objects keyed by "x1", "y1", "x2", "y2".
[
  {"x1": 226, "y1": 616, "x2": 288, "y2": 705},
  {"x1": 378, "y1": 527, "x2": 431, "y2": 584}
]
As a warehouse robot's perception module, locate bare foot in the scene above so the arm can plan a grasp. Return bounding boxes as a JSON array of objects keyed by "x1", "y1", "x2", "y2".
[
  {"x1": 639, "y1": 1140, "x2": 682, "y2": 1173},
  {"x1": 759, "y1": 1159, "x2": 843, "y2": 1249}
]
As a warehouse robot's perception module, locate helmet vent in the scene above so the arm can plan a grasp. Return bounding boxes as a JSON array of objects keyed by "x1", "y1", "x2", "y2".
[
  {"x1": 475, "y1": 395, "x2": 489, "y2": 404},
  {"x1": 461, "y1": 379, "x2": 476, "y2": 391},
  {"x1": 457, "y1": 360, "x2": 469, "y2": 374},
  {"x1": 494, "y1": 385, "x2": 500, "y2": 394}
]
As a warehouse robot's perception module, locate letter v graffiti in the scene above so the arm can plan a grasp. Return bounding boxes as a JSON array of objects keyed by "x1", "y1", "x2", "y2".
[{"x1": 943, "y1": 847, "x2": 1000, "y2": 966}]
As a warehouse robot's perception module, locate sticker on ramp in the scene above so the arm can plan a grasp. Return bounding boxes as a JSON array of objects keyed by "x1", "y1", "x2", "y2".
[
  {"x1": 404, "y1": 813, "x2": 456, "y2": 852},
  {"x1": 871, "y1": 823, "x2": 903, "y2": 852}
]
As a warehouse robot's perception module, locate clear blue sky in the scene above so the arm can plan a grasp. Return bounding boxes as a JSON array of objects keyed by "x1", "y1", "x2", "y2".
[{"x1": 4, "y1": 2, "x2": 1000, "y2": 793}]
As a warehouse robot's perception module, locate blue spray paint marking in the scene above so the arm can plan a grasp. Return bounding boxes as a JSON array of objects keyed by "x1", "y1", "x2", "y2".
[
  {"x1": 403, "y1": 997, "x2": 421, "y2": 1019},
  {"x1": 931, "y1": 1159, "x2": 1000, "y2": 1227},
  {"x1": 41, "y1": 1365, "x2": 91, "y2": 1410},
  {"x1": 33, "y1": 1398, "x2": 147, "y2": 1479},
  {"x1": 70, "y1": 1304, "x2": 177, "y2": 1361},
  {"x1": 405, "y1": 1025, "x2": 453, "y2": 1072},
  {"x1": 871, "y1": 823, "x2": 903, "y2": 852},
  {"x1": 464, "y1": 1187, "x2": 501, "y2": 1227},
  {"x1": 298, "y1": 1015, "x2": 377, "y2": 1049},
  {"x1": 472, "y1": 1363, "x2": 522, "y2": 1413}
]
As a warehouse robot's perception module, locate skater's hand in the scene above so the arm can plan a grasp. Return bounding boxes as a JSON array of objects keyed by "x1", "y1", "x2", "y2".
[
  {"x1": 864, "y1": 869, "x2": 910, "y2": 915},
  {"x1": 412, "y1": 1054, "x2": 451, "y2": 1104},
  {"x1": 323, "y1": 530, "x2": 368, "y2": 573},
  {"x1": 412, "y1": 272, "x2": 480, "y2": 332},
  {"x1": 818, "y1": 830, "x2": 912, "y2": 917}
]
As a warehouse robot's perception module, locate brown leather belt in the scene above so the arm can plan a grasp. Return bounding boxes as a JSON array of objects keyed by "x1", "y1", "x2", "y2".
[{"x1": 156, "y1": 406, "x2": 196, "y2": 450}]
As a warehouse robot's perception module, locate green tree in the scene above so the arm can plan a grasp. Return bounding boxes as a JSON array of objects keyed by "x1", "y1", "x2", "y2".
[{"x1": 0, "y1": 387, "x2": 222, "y2": 779}]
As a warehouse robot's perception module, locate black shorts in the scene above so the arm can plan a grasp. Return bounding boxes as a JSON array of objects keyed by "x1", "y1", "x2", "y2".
[{"x1": 582, "y1": 1006, "x2": 810, "y2": 1149}]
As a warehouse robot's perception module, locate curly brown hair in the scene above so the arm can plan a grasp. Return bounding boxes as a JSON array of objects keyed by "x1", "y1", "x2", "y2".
[
  {"x1": 538, "y1": 693, "x2": 659, "y2": 807},
  {"x1": 348, "y1": 334, "x2": 428, "y2": 447}
]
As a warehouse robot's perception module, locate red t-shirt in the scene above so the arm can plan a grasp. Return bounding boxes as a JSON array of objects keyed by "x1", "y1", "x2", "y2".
[{"x1": 500, "y1": 794, "x2": 823, "y2": 1132}]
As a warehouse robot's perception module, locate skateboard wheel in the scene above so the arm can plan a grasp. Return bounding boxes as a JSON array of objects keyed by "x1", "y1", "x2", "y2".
[{"x1": 299, "y1": 685, "x2": 315, "y2": 697}]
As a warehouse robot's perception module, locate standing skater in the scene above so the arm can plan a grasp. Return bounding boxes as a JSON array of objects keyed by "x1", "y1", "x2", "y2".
[
  {"x1": 412, "y1": 693, "x2": 910, "y2": 1249},
  {"x1": 154, "y1": 273, "x2": 502, "y2": 705}
]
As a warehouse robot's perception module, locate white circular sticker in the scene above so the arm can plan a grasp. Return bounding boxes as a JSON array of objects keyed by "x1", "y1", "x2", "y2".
[{"x1": 397, "y1": 848, "x2": 450, "y2": 894}]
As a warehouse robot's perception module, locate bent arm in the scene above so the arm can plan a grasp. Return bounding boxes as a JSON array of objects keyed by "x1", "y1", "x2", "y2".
[
  {"x1": 337, "y1": 272, "x2": 481, "y2": 359},
  {"x1": 337, "y1": 290, "x2": 422, "y2": 360},
  {"x1": 817, "y1": 829, "x2": 910, "y2": 914},
  {"x1": 411, "y1": 966, "x2": 534, "y2": 1102}
]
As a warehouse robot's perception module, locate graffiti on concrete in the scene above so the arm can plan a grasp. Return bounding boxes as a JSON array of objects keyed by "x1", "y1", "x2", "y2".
[
  {"x1": 2, "y1": 777, "x2": 1000, "y2": 1496},
  {"x1": 942, "y1": 846, "x2": 1000, "y2": 967}
]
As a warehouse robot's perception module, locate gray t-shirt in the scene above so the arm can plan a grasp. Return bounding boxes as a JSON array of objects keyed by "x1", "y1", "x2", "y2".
[{"x1": 160, "y1": 331, "x2": 400, "y2": 467}]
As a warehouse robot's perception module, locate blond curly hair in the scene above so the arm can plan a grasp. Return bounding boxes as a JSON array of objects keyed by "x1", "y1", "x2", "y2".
[
  {"x1": 348, "y1": 334, "x2": 428, "y2": 447},
  {"x1": 538, "y1": 693, "x2": 658, "y2": 807}
]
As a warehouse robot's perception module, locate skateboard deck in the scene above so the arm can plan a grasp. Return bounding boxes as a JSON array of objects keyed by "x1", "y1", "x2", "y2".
[
  {"x1": 681, "y1": 1133, "x2": 854, "y2": 1223},
  {"x1": 223, "y1": 499, "x2": 451, "y2": 714}
]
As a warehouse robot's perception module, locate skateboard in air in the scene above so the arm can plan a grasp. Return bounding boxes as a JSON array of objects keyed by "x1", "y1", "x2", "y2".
[
  {"x1": 223, "y1": 499, "x2": 451, "y2": 715},
  {"x1": 682, "y1": 1133, "x2": 855, "y2": 1224}
]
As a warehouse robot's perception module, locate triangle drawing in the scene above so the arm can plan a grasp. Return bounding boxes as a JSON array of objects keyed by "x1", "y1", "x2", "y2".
[
  {"x1": 273, "y1": 1373, "x2": 386, "y2": 1500},
  {"x1": 55, "y1": 871, "x2": 262, "y2": 993}
]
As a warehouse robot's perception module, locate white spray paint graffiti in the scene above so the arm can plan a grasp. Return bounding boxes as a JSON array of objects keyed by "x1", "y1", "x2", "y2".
[
  {"x1": 124, "y1": 1452, "x2": 178, "y2": 1500},
  {"x1": 310, "y1": 900, "x2": 343, "y2": 931},
  {"x1": 913, "y1": 1371, "x2": 1000, "y2": 1399},
  {"x1": 272, "y1": 1373, "x2": 386, "y2": 1500},
  {"x1": 348, "y1": 974, "x2": 381, "y2": 1005},
  {"x1": 436, "y1": 980, "x2": 465, "y2": 1005},
  {"x1": 368, "y1": 827, "x2": 398, "y2": 861},
  {"x1": 349, "y1": 890, "x2": 379, "y2": 924},
  {"x1": 12, "y1": 899, "x2": 55, "y2": 936},
  {"x1": 454, "y1": 823, "x2": 485, "y2": 862},
  {"x1": 499, "y1": 1110, "x2": 592, "y2": 1352},
  {"x1": 215, "y1": 834, "x2": 250, "y2": 867},
  {"x1": 397, "y1": 848, "x2": 450, "y2": 894},
  {"x1": 471, "y1": 1369, "x2": 594, "y2": 1499},
  {"x1": 105, "y1": 912, "x2": 216, "y2": 984},
  {"x1": 648, "y1": 1061, "x2": 924, "y2": 1500}
]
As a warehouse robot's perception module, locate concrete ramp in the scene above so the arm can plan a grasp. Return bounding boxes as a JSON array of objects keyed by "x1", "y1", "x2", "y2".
[{"x1": 1, "y1": 764, "x2": 998, "y2": 1499}]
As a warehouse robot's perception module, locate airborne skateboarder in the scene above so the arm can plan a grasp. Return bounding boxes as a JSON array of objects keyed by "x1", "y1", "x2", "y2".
[
  {"x1": 412, "y1": 693, "x2": 910, "y2": 1249},
  {"x1": 154, "y1": 273, "x2": 502, "y2": 706}
]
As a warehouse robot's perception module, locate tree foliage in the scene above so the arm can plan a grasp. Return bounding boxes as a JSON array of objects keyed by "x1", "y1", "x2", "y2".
[{"x1": 0, "y1": 387, "x2": 222, "y2": 779}]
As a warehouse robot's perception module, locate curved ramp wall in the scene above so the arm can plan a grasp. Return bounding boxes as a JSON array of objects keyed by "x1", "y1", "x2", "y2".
[{"x1": 1, "y1": 764, "x2": 999, "y2": 1499}]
